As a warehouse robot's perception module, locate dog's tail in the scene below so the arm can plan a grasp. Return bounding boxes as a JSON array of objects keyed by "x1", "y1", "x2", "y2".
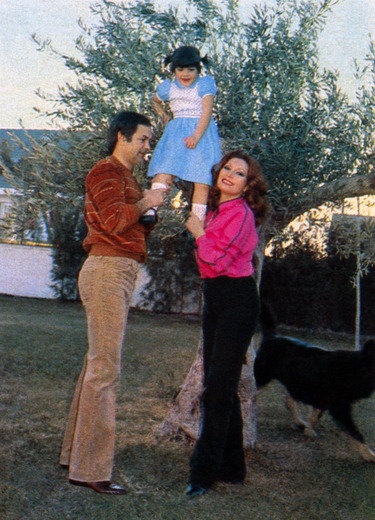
[{"x1": 259, "y1": 300, "x2": 277, "y2": 339}]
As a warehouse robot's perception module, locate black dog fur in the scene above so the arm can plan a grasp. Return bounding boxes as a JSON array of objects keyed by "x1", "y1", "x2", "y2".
[{"x1": 254, "y1": 302, "x2": 375, "y2": 461}]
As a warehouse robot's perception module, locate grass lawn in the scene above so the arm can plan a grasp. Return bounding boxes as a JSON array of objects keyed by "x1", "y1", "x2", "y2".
[{"x1": 1, "y1": 295, "x2": 374, "y2": 520}]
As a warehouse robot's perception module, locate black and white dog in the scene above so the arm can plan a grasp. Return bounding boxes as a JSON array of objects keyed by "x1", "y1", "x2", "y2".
[{"x1": 254, "y1": 302, "x2": 375, "y2": 461}]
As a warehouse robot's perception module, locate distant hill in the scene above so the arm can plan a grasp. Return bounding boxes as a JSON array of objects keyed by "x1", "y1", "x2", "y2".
[{"x1": 0, "y1": 129, "x2": 58, "y2": 162}]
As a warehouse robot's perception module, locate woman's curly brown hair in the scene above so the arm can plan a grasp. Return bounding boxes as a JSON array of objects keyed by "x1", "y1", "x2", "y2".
[{"x1": 207, "y1": 150, "x2": 270, "y2": 226}]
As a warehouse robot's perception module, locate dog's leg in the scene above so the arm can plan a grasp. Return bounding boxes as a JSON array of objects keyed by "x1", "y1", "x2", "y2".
[
  {"x1": 285, "y1": 394, "x2": 322, "y2": 437},
  {"x1": 350, "y1": 440, "x2": 375, "y2": 462},
  {"x1": 285, "y1": 393, "x2": 308, "y2": 430},
  {"x1": 304, "y1": 408, "x2": 323, "y2": 438},
  {"x1": 329, "y1": 402, "x2": 375, "y2": 462}
]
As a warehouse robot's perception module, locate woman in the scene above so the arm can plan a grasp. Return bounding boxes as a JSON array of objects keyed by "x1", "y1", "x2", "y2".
[{"x1": 184, "y1": 150, "x2": 269, "y2": 497}]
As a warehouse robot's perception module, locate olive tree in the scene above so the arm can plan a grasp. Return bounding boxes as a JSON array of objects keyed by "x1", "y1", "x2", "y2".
[{"x1": 2, "y1": 0, "x2": 375, "y2": 441}]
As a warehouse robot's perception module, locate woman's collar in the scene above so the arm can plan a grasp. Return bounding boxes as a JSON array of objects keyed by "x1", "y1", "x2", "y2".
[{"x1": 218, "y1": 196, "x2": 243, "y2": 207}]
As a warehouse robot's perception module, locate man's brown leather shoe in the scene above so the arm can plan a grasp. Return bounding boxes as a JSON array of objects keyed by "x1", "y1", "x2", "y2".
[{"x1": 69, "y1": 479, "x2": 127, "y2": 495}]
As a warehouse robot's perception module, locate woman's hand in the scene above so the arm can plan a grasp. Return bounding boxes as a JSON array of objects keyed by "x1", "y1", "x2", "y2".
[{"x1": 185, "y1": 213, "x2": 205, "y2": 239}]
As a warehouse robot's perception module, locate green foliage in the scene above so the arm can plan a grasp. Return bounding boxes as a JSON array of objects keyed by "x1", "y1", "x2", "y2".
[
  {"x1": 138, "y1": 183, "x2": 202, "y2": 313},
  {"x1": 50, "y1": 207, "x2": 88, "y2": 300},
  {"x1": 2, "y1": 0, "x2": 375, "y2": 308},
  {"x1": 0, "y1": 138, "x2": 14, "y2": 172},
  {"x1": 352, "y1": 39, "x2": 375, "y2": 175},
  {"x1": 0, "y1": 129, "x2": 102, "y2": 240},
  {"x1": 33, "y1": 0, "x2": 375, "y2": 213},
  {"x1": 140, "y1": 227, "x2": 201, "y2": 313},
  {"x1": 0, "y1": 129, "x2": 102, "y2": 295},
  {"x1": 329, "y1": 213, "x2": 375, "y2": 279},
  {"x1": 261, "y1": 228, "x2": 375, "y2": 334}
]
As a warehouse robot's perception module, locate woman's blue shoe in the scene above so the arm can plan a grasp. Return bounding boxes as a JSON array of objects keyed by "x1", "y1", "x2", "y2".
[{"x1": 185, "y1": 483, "x2": 206, "y2": 497}]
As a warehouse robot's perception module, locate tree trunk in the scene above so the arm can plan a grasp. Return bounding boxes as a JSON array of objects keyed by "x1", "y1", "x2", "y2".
[
  {"x1": 154, "y1": 339, "x2": 258, "y2": 448},
  {"x1": 154, "y1": 339, "x2": 204, "y2": 442},
  {"x1": 154, "y1": 240, "x2": 266, "y2": 448}
]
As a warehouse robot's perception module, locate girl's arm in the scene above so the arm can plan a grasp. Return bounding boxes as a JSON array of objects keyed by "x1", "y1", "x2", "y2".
[
  {"x1": 184, "y1": 94, "x2": 214, "y2": 149},
  {"x1": 152, "y1": 93, "x2": 170, "y2": 126}
]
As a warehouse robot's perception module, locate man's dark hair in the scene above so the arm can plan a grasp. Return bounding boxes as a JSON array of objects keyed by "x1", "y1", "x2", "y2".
[{"x1": 107, "y1": 111, "x2": 151, "y2": 154}]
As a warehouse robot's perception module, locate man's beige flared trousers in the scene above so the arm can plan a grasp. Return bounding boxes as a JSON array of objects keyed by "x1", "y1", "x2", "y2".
[{"x1": 60, "y1": 255, "x2": 139, "y2": 482}]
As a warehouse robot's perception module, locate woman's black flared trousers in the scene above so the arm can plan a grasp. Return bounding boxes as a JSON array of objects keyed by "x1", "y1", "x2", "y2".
[{"x1": 189, "y1": 275, "x2": 260, "y2": 489}]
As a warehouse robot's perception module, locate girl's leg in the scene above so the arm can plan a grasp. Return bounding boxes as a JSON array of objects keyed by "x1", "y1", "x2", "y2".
[
  {"x1": 151, "y1": 173, "x2": 174, "y2": 192},
  {"x1": 191, "y1": 183, "x2": 210, "y2": 220},
  {"x1": 141, "y1": 173, "x2": 174, "y2": 222}
]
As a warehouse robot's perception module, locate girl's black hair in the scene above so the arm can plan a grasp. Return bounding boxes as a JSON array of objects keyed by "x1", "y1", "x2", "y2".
[{"x1": 164, "y1": 45, "x2": 209, "y2": 73}]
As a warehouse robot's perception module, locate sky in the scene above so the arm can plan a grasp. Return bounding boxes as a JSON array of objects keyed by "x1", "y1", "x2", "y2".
[{"x1": 1, "y1": 0, "x2": 374, "y2": 129}]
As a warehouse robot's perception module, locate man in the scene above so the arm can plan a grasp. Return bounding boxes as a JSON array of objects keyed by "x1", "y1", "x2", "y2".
[{"x1": 59, "y1": 111, "x2": 166, "y2": 495}]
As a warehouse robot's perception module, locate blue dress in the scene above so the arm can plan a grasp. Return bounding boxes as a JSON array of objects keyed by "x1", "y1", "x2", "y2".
[{"x1": 148, "y1": 75, "x2": 221, "y2": 185}]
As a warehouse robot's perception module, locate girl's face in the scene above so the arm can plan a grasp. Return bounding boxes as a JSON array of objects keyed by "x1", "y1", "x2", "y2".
[
  {"x1": 217, "y1": 158, "x2": 249, "y2": 203},
  {"x1": 175, "y1": 66, "x2": 198, "y2": 87}
]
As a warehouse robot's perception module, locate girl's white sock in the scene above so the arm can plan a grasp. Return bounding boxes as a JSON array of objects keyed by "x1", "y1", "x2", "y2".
[
  {"x1": 144, "y1": 182, "x2": 168, "y2": 215},
  {"x1": 152, "y1": 182, "x2": 168, "y2": 191},
  {"x1": 192, "y1": 203, "x2": 207, "y2": 220}
]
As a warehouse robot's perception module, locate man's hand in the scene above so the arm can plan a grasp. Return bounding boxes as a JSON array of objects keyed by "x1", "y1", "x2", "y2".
[
  {"x1": 143, "y1": 188, "x2": 166, "y2": 208},
  {"x1": 137, "y1": 188, "x2": 169, "y2": 215}
]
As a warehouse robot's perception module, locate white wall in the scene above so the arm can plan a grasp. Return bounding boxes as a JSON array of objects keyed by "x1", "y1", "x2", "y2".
[
  {"x1": 0, "y1": 243, "x2": 55, "y2": 298},
  {"x1": 0, "y1": 243, "x2": 149, "y2": 304}
]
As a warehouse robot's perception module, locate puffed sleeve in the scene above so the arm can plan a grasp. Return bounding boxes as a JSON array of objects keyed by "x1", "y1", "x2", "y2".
[
  {"x1": 197, "y1": 75, "x2": 218, "y2": 98},
  {"x1": 155, "y1": 78, "x2": 172, "y2": 101}
]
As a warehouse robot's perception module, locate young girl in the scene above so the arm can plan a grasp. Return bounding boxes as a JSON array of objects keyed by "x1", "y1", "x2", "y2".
[{"x1": 141, "y1": 45, "x2": 221, "y2": 223}]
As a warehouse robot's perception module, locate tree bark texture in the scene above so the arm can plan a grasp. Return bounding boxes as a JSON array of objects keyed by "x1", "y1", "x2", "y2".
[{"x1": 154, "y1": 339, "x2": 258, "y2": 449}]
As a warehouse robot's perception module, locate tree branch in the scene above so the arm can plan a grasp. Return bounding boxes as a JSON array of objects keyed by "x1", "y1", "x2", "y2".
[
  {"x1": 299, "y1": 172, "x2": 375, "y2": 213},
  {"x1": 270, "y1": 172, "x2": 375, "y2": 232}
]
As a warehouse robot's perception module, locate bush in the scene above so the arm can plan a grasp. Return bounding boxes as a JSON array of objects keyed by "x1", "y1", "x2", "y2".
[{"x1": 260, "y1": 233, "x2": 375, "y2": 334}]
